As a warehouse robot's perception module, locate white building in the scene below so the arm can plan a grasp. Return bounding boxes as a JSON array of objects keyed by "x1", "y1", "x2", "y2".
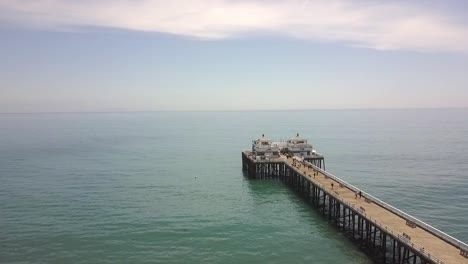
[
  {"x1": 252, "y1": 134, "x2": 280, "y2": 159},
  {"x1": 286, "y1": 133, "x2": 314, "y2": 158}
]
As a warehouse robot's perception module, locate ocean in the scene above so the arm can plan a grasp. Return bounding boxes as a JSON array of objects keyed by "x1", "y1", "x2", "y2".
[{"x1": 1, "y1": 109, "x2": 467, "y2": 263}]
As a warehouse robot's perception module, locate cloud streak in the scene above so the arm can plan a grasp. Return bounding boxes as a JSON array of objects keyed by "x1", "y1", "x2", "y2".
[{"x1": 1, "y1": 0, "x2": 468, "y2": 52}]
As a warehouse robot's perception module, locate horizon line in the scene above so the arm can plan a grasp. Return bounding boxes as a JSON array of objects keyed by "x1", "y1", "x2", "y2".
[{"x1": 1, "y1": 106, "x2": 467, "y2": 115}]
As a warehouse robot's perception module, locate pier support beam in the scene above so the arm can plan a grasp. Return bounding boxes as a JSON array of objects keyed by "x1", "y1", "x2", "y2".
[{"x1": 242, "y1": 152, "x2": 444, "y2": 264}]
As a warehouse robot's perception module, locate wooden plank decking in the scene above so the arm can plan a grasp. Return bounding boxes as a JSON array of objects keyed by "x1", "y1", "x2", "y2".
[{"x1": 283, "y1": 155, "x2": 468, "y2": 264}]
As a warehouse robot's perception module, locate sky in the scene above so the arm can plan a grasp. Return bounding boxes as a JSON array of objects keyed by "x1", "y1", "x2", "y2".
[{"x1": 1, "y1": 0, "x2": 468, "y2": 112}]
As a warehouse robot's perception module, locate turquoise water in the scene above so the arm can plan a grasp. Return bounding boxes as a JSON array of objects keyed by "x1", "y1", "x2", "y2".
[{"x1": 1, "y1": 109, "x2": 467, "y2": 263}]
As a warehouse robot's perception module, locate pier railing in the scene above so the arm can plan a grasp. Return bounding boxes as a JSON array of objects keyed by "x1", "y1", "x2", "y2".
[
  {"x1": 301, "y1": 160, "x2": 468, "y2": 256},
  {"x1": 289, "y1": 163, "x2": 447, "y2": 264},
  {"x1": 333, "y1": 190, "x2": 446, "y2": 264}
]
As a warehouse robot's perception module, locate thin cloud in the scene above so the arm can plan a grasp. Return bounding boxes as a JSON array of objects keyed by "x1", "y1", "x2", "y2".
[{"x1": 1, "y1": 0, "x2": 468, "y2": 52}]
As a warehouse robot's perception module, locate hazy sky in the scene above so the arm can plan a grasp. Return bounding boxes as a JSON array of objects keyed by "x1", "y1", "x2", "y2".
[{"x1": 1, "y1": 0, "x2": 468, "y2": 112}]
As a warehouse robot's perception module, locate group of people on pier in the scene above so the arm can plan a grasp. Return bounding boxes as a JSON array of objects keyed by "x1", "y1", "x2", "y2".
[{"x1": 355, "y1": 190, "x2": 362, "y2": 199}]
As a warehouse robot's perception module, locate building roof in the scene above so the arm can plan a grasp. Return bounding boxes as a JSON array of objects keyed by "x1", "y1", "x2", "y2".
[
  {"x1": 255, "y1": 138, "x2": 272, "y2": 142},
  {"x1": 254, "y1": 134, "x2": 273, "y2": 142},
  {"x1": 288, "y1": 133, "x2": 307, "y2": 142}
]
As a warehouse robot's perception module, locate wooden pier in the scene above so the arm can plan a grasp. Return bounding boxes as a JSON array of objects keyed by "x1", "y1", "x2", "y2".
[{"x1": 241, "y1": 151, "x2": 468, "y2": 264}]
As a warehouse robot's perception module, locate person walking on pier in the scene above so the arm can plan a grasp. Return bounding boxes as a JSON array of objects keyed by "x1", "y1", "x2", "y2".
[
  {"x1": 331, "y1": 183, "x2": 334, "y2": 189},
  {"x1": 355, "y1": 191, "x2": 358, "y2": 199},
  {"x1": 359, "y1": 191, "x2": 362, "y2": 198}
]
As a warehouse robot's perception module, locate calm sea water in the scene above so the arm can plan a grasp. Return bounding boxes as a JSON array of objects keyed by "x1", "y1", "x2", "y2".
[{"x1": 1, "y1": 109, "x2": 467, "y2": 263}]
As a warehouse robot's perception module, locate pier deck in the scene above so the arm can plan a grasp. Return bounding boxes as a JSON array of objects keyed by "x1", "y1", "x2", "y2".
[{"x1": 242, "y1": 151, "x2": 468, "y2": 264}]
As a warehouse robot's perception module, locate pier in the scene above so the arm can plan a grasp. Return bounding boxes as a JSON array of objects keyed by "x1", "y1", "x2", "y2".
[{"x1": 241, "y1": 136, "x2": 468, "y2": 264}]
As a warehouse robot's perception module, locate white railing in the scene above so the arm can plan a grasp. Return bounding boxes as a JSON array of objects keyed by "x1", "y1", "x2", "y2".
[
  {"x1": 295, "y1": 160, "x2": 468, "y2": 262},
  {"x1": 289, "y1": 163, "x2": 447, "y2": 263}
]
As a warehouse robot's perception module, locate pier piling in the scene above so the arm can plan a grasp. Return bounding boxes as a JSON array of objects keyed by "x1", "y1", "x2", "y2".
[{"x1": 241, "y1": 151, "x2": 468, "y2": 264}]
